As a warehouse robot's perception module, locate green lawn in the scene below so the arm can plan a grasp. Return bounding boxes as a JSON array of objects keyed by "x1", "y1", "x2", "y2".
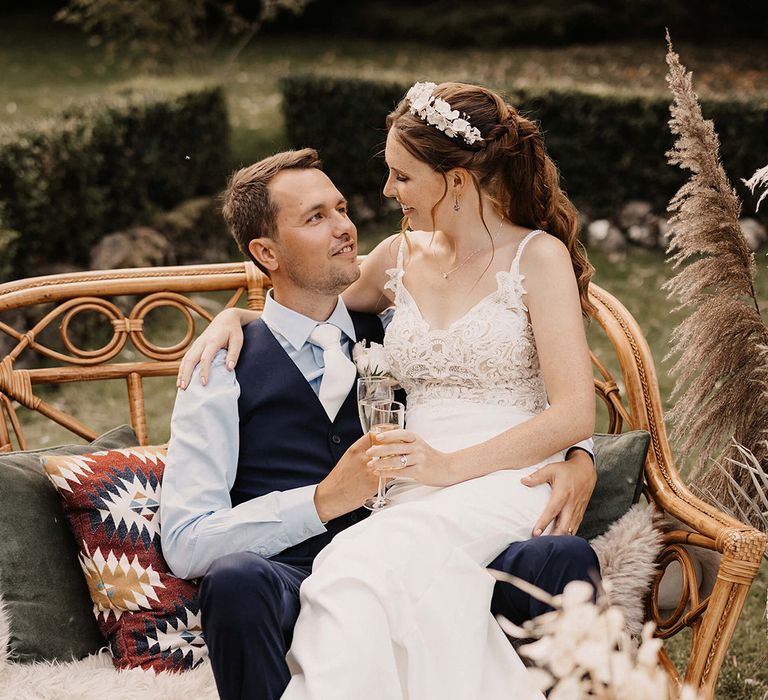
[{"x1": 2, "y1": 13, "x2": 767, "y2": 697}]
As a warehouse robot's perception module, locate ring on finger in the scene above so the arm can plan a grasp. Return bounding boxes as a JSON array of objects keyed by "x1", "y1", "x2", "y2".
[{"x1": 400, "y1": 454, "x2": 407, "y2": 467}]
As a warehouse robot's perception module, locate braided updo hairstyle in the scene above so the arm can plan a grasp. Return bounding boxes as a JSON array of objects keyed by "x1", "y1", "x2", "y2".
[{"x1": 386, "y1": 81, "x2": 594, "y2": 316}]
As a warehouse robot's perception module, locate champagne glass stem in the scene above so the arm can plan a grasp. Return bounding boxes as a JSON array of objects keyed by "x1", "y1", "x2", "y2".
[{"x1": 362, "y1": 400, "x2": 405, "y2": 512}]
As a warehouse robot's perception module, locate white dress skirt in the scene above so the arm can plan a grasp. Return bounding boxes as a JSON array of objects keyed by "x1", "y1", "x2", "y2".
[{"x1": 281, "y1": 398, "x2": 563, "y2": 700}]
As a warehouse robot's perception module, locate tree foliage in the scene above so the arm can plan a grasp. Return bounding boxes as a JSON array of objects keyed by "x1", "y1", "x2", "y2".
[{"x1": 56, "y1": 0, "x2": 313, "y2": 71}]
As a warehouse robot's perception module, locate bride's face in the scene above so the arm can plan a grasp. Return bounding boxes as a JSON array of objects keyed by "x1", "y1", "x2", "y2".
[{"x1": 383, "y1": 131, "x2": 452, "y2": 232}]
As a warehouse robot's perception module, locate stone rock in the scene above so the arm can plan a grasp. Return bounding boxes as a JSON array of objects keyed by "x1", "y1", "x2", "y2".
[
  {"x1": 740, "y1": 217, "x2": 768, "y2": 252},
  {"x1": 657, "y1": 217, "x2": 673, "y2": 248},
  {"x1": 627, "y1": 222, "x2": 659, "y2": 249},
  {"x1": 90, "y1": 227, "x2": 170, "y2": 271},
  {"x1": 618, "y1": 200, "x2": 661, "y2": 248},
  {"x1": 577, "y1": 210, "x2": 592, "y2": 240},
  {"x1": 152, "y1": 197, "x2": 233, "y2": 265},
  {"x1": 618, "y1": 200, "x2": 655, "y2": 229},
  {"x1": 33, "y1": 262, "x2": 82, "y2": 277},
  {"x1": 586, "y1": 219, "x2": 627, "y2": 254}
]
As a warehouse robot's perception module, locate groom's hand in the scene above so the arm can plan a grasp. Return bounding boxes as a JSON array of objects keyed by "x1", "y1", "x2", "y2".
[
  {"x1": 522, "y1": 449, "x2": 595, "y2": 537},
  {"x1": 314, "y1": 434, "x2": 379, "y2": 522}
]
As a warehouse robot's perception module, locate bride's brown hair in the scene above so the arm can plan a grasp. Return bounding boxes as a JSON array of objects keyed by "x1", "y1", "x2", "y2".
[{"x1": 386, "y1": 81, "x2": 595, "y2": 316}]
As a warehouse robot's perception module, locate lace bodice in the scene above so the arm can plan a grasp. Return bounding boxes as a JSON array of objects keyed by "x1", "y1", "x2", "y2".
[{"x1": 383, "y1": 230, "x2": 548, "y2": 414}]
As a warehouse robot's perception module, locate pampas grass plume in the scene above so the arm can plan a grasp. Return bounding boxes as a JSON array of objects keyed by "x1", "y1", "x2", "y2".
[{"x1": 662, "y1": 33, "x2": 768, "y2": 525}]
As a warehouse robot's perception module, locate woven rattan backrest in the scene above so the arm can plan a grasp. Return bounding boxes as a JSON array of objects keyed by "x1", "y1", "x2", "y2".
[
  {"x1": 0, "y1": 261, "x2": 644, "y2": 452},
  {"x1": 0, "y1": 262, "x2": 266, "y2": 449}
]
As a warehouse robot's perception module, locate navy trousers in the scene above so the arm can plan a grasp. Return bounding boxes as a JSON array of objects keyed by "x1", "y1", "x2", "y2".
[{"x1": 200, "y1": 536, "x2": 599, "y2": 700}]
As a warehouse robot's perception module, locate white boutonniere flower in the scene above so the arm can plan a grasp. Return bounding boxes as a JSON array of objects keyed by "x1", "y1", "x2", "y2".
[{"x1": 352, "y1": 340, "x2": 391, "y2": 379}]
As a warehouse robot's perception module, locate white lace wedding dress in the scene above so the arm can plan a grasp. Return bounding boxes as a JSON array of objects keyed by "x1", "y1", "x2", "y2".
[{"x1": 282, "y1": 230, "x2": 562, "y2": 700}]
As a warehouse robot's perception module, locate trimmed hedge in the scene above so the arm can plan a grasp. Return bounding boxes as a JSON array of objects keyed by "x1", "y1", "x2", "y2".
[
  {"x1": 0, "y1": 87, "x2": 229, "y2": 280},
  {"x1": 281, "y1": 76, "x2": 400, "y2": 209},
  {"x1": 280, "y1": 75, "x2": 768, "y2": 220}
]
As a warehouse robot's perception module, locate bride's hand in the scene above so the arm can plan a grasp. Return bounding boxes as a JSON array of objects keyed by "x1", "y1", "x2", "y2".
[
  {"x1": 365, "y1": 429, "x2": 457, "y2": 487},
  {"x1": 177, "y1": 308, "x2": 257, "y2": 389}
]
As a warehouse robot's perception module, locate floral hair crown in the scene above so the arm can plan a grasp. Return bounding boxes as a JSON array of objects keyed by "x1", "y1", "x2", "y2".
[{"x1": 405, "y1": 82, "x2": 484, "y2": 146}]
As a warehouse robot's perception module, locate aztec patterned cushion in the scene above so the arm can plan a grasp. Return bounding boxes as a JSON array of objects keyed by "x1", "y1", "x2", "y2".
[
  {"x1": 0, "y1": 424, "x2": 139, "y2": 662},
  {"x1": 43, "y1": 445, "x2": 207, "y2": 672}
]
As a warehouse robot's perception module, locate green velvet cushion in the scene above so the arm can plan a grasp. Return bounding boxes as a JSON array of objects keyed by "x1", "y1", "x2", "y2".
[
  {"x1": 578, "y1": 430, "x2": 651, "y2": 541},
  {"x1": 0, "y1": 424, "x2": 138, "y2": 663}
]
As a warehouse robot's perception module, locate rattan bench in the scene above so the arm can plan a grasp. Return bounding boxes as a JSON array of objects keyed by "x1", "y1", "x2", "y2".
[{"x1": 0, "y1": 261, "x2": 764, "y2": 698}]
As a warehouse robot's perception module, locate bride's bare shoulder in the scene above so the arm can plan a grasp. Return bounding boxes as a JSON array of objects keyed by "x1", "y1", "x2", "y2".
[
  {"x1": 400, "y1": 230, "x2": 434, "y2": 261},
  {"x1": 407, "y1": 230, "x2": 433, "y2": 243},
  {"x1": 520, "y1": 231, "x2": 571, "y2": 268},
  {"x1": 364, "y1": 233, "x2": 404, "y2": 271},
  {"x1": 365, "y1": 230, "x2": 432, "y2": 267}
]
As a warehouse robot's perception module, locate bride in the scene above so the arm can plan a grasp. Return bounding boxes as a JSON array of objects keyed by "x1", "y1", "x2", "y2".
[{"x1": 182, "y1": 81, "x2": 594, "y2": 699}]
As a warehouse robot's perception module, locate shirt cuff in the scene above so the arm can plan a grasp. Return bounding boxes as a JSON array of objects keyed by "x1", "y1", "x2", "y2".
[
  {"x1": 275, "y1": 483, "x2": 327, "y2": 541},
  {"x1": 566, "y1": 437, "x2": 595, "y2": 463}
]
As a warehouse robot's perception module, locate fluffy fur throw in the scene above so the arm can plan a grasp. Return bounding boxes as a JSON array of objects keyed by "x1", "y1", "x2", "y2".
[
  {"x1": 0, "y1": 505, "x2": 662, "y2": 699},
  {"x1": 0, "y1": 652, "x2": 218, "y2": 700},
  {"x1": 0, "y1": 596, "x2": 217, "y2": 700},
  {"x1": 591, "y1": 504, "x2": 663, "y2": 636}
]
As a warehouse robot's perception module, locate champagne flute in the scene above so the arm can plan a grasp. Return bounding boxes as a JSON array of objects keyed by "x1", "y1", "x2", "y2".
[
  {"x1": 357, "y1": 377, "x2": 394, "y2": 432},
  {"x1": 363, "y1": 400, "x2": 405, "y2": 511}
]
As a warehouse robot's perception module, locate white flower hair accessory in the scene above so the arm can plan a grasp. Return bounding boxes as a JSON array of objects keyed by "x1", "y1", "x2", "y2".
[{"x1": 405, "y1": 82, "x2": 484, "y2": 146}]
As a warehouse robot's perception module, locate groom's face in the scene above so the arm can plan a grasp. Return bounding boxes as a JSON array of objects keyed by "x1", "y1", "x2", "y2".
[{"x1": 260, "y1": 168, "x2": 360, "y2": 298}]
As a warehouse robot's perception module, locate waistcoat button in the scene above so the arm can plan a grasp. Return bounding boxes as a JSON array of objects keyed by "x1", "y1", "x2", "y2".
[{"x1": 331, "y1": 435, "x2": 341, "y2": 445}]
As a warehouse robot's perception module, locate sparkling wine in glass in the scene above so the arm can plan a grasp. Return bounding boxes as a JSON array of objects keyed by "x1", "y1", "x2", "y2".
[
  {"x1": 357, "y1": 377, "x2": 394, "y2": 432},
  {"x1": 363, "y1": 400, "x2": 405, "y2": 511}
]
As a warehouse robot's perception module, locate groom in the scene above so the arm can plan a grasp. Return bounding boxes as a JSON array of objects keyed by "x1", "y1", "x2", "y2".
[{"x1": 161, "y1": 148, "x2": 599, "y2": 700}]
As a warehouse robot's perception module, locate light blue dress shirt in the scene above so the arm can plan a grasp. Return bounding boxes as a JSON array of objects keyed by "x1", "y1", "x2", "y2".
[
  {"x1": 260, "y1": 291, "x2": 357, "y2": 396},
  {"x1": 161, "y1": 293, "x2": 356, "y2": 580},
  {"x1": 160, "y1": 292, "x2": 593, "y2": 580}
]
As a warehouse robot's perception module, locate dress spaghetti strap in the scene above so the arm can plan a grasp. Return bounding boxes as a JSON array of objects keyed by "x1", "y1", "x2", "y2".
[
  {"x1": 396, "y1": 236, "x2": 406, "y2": 271},
  {"x1": 510, "y1": 229, "x2": 544, "y2": 277},
  {"x1": 383, "y1": 237, "x2": 408, "y2": 301}
]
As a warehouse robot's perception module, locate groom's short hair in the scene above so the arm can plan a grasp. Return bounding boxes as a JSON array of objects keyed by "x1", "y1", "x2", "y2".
[{"x1": 222, "y1": 148, "x2": 323, "y2": 275}]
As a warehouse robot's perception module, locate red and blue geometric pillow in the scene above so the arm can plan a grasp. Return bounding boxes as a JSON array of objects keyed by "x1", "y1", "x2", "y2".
[{"x1": 43, "y1": 445, "x2": 207, "y2": 672}]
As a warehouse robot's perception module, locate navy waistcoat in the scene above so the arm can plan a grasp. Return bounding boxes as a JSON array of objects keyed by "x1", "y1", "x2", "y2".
[{"x1": 233, "y1": 312, "x2": 384, "y2": 566}]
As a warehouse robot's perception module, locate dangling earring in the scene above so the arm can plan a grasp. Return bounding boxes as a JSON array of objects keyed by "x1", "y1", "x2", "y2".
[{"x1": 453, "y1": 196, "x2": 461, "y2": 212}]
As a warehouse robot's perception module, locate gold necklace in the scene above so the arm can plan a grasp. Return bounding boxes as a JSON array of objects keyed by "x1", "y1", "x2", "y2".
[{"x1": 439, "y1": 217, "x2": 505, "y2": 280}]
